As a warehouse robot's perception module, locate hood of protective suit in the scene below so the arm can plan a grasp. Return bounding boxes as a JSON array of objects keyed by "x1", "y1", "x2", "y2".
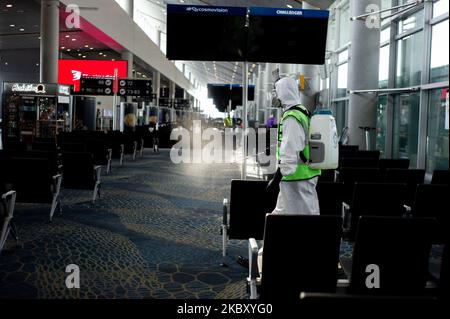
[{"x1": 275, "y1": 77, "x2": 301, "y2": 110}]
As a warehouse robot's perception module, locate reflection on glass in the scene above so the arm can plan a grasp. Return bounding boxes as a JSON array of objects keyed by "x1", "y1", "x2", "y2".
[
  {"x1": 337, "y1": 63, "x2": 348, "y2": 98},
  {"x1": 393, "y1": 93, "x2": 420, "y2": 167},
  {"x1": 338, "y1": 50, "x2": 348, "y2": 63},
  {"x1": 339, "y1": 4, "x2": 350, "y2": 47},
  {"x1": 433, "y1": 0, "x2": 449, "y2": 18},
  {"x1": 379, "y1": 45, "x2": 390, "y2": 88},
  {"x1": 332, "y1": 101, "x2": 347, "y2": 136},
  {"x1": 327, "y1": 18, "x2": 336, "y2": 51},
  {"x1": 430, "y1": 20, "x2": 449, "y2": 83},
  {"x1": 376, "y1": 95, "x2": 388, "y2": 157},
  {"x1": 398, "y1": 10, "x2": 423, "y2": 34},
  {"x1": 426, "y1": 89, "x2": 449, "y2": 173},
  {"x1": 380, "y1": 27, "x2": 390, "y2": 44},
  {"x1": 396, "y1": 31, "x2": 423, "y2": 87}
]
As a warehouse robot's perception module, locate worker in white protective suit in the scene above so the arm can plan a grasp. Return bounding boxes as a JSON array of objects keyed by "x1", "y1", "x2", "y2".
[
  {"x1": 236, "y1": 77, "x2": 321, "y2": 270},
  {"x1": 257, "y1": 77, "x2": 321, "y2": 275}
]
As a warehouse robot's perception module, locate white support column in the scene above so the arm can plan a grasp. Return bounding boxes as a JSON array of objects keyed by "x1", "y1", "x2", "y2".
[
  {"x1": 40, "y1": 0, "x2": 59, "y2": 83},
  {"x1": 347, "y1": 0, "x2": 381, "y2": 149}
]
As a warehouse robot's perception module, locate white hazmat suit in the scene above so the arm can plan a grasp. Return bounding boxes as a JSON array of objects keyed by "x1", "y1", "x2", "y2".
[
  {"x1": 273, "y1": 77, "x2": 320, "y2": 215},
  {"x1": 257, "y1": 77, "x2": 320, "y2": 275}
]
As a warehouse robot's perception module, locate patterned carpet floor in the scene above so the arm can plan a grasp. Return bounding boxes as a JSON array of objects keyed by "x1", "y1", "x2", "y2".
[
  {"x1": 0, "y1": 149, "x2": 249, "y2": 299},
  {"x1": 1, "y1": 149, "x2": 441, "y2": 299}
]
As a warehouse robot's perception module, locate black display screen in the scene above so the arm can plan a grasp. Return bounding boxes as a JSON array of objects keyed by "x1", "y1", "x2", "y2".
[
  {"x1": 166, "y1": 5, "x2": 247, "y2": 61},
  {"x1": 247, "y1": 7, "x2": 329, "y2": 64},
  {"x1": 231, "y1": 84, "x2": 255, "y2": 108}
]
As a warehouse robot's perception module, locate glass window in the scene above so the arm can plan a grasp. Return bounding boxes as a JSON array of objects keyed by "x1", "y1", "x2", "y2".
[
  {"x1": 332, "y1": 101, "x2": 348, "y2": 136},
  {"x1": 381, "y1": 0, "x2": 392, "y2": 24},
  {"x1": 380, "y1": 27, "x2": 390, "y2": 44},
  {"x1": 393, "y1": 93, "x2": 420, "y2": 166},
  {"x1": 327, "y1": 17, "x2": 337, "y2": 51},
  {"x1": 430, "y1": 20, "x2": 449, "y2": 83},
  {"x1": 376, "y1": 95, "x2": 388, "y2": 157},
  {"x1": 337, "y1": 63, "x2": 348, "y2": 98},
  {"x1": 427, "y1": 88, "x2": 449, "y2": 173},
  {"x1": 396, "y1": 31, "x2": 423, "y2": 87},
  {"x1": 379, "y1": 45, "x2": 390, "y2": 89},
  {"x1": 433, "y1": 0, "x2": 449, "y2": 18},
  {"x1": 398, "y1": 10, "x2": 423, "y2": 34},
  {"x1": 338, "y1": 50, "x2": 348, "y2": 63},
  {"x1": 426, "y1": 88, "x2": 449, "y2": 173},
  {"x1": 339, "y1": 4, "x2": 350, "y2": 47}
]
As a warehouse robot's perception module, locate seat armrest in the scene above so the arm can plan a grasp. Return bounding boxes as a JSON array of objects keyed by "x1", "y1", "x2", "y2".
[
  {"x1": 94, "y1": 166, "x2": 102, "y2": 181},
  {"x1": 248, "y1": 238, "x2": 259, "y2": 299},
  {"x1": 248, "y1": 238, "x2": 259, "y2": 280},
  {"x1": 52, "y1": 174, "x2": 63, "y2": 195},
  {"x1": 223, "y1": 198, "x2": 229, "y2": 226},
  {"x1": 1, "y1": 190, "x2": 17, "y2": 218},
  {"x1": 342, "y1": 202, "x2": 351, "y2": 231}
]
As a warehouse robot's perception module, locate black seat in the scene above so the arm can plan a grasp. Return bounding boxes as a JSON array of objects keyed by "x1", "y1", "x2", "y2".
[
  {"x1": 379, "y1": 158, "x2": 410, "y2": 171},
  {"x1": 317, "y1": 182, "x2": 344, "y2": 216},
  {"x1": 222, "y1": 180, "x2": 277, "y2": 262},
  {"x1": 343, "y1": 216, "x2": 436, "y2": 295},
  {"x1": 340, "y1": 157, "x2": 379, "y2": 168},
  {"x1": 431, "y1": 170, "x2": 449, "y2": 185},
  {"x1": 338, "y1": 168, "x2": 383, "y2": 203},
  {"x1": 412, "y1": 184, "x2": 449, "y2": 243},
  {"x1": 85, "y1": 138, "x2": 112, "y2": 174},
  {"x1": 354, "y1": 150, "x2": 381, "y2": 160},
  {"x1": 318, "y1": 169, "x2": 336, "y2": 182},
  {"x1": 440, "y1": 244, "x2": 449, "y2": 297},
  {"x1": 249, "y1": 215, "x2": 342, "y2": 300},
  {"x1": 61, "y1": 143, "x2": 86, "y2": 152},
  {"x1": 62, "y1": 152, "x2": 102, "y2": 203},
  {"x1": 0, "y1": 190, "x2": 17, "y2": 254},
  {"x1": 7, "y1": 157, "x2": 62, "y2": 221},
  {"x1": 344, "y1": 182, "x2": 407, "y2": 241},
  {"x1": 385, "y1": 169, "x2": 425, "y2": 206}
]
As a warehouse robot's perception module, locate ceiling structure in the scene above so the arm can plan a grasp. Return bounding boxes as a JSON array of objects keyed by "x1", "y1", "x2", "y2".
[
  {"x1": 0, "y1": 0, "x2": 335, "y2": 88},
  {"x1": 147, "y1": 0, "x2": 335, "y2": 86}
]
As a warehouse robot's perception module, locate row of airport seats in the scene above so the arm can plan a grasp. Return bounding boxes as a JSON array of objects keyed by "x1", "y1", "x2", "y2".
[
  {"x1": 222, "y1": 173, "x2": 448, "y2": 301},
  {"x1": 248, "y1": 214, "x2": 449, "y2": 300},
  {"x1": 0, "y1": 130, "x2": 149, "y2": 252}
]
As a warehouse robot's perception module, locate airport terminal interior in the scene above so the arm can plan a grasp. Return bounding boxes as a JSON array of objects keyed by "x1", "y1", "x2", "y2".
[{"x1": 0, "y1": 0, "x2": 449, "y2": 308}]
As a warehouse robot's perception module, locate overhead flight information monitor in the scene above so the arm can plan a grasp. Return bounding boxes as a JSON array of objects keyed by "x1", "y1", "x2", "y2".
[
  {"x1": 247, "y1": 7, "x2": 329, "y2": 64},
  {"x1": 166, "y1": 4, "x2": 247, "y2": 61}
]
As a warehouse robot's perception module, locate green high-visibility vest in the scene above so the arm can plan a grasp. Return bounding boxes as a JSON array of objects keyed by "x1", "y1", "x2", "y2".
[{"x1": 277, "y1": 105, "x2": 321, "y2": 182}]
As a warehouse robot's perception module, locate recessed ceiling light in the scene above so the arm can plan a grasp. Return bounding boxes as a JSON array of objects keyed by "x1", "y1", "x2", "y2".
[
  {"x1": 4, "y1": 62, "x2": 8, "y2": 66},
  {"x1": 78, "y1": 53, "x2": 82, "y2": 56},
  {"x1": 61, "y1": 47, "x2": 65, "y2": 49},
  {"x1": 71, "y1": 38, "x2": 76, "y2": 41},
  {"x1": 90, "y1": 47, "x2": 94, "y2": 50},
  {"x1": 6, "y1": 4, "x2": 12, "y2": 8},
  {"x1": 287, "y1": 4, "x2": 293, "y2": 9},
  {"x1": 67, "y1": 49, "x2": 71, "y2": 52},
  {"x1": 19, "y1": 28, "x2": 25, "y2": 31},
  {"x1": 9, "y1": 24, "x2": 15, "y2": 27},
  {"x1": 82, "y1": 56, "x2": 86, "y2": 58}
]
